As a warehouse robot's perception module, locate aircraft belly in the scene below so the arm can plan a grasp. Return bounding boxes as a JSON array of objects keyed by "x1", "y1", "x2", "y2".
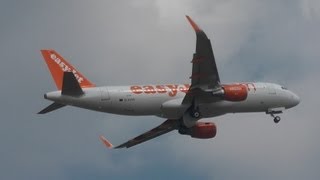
[{"x1": 200, "y1": 96, "x2": 270, "y2": 116}]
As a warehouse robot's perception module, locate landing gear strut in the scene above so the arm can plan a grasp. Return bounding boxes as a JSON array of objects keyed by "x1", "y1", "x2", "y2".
[{"x1": 189, "y1": 98, "x2": 201, "y2": 118}]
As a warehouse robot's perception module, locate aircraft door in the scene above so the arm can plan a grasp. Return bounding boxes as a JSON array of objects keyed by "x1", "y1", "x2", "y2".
[{"x1": 100, "y1": 87, "x2": 111, "y2": 109}]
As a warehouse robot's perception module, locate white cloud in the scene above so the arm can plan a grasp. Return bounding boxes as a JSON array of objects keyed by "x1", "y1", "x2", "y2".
[{"x1": 301, "y1": 0, "x2": 320, "y2": 20}]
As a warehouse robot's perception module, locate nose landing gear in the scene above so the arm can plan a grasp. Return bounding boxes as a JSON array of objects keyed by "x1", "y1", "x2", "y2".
[
  {"x1": 270, "y1": 113, "x2": 281, "y2": 123},
  {"x1": 266, "y1": 109, "x2": 283, "y2": 124},
  {"x1": 273, "y1": 116, "x2": 281, "y2": 123}
]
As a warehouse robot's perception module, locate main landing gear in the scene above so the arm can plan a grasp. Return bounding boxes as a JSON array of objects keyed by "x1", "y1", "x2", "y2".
[
  {"x1": 189, "y1": 98, "x2": 201, "y2": 118},
  {"x1": 191, "y1": 109, "x2": 201, "y2": 118},
  {"x1": 270, "y1": 114, "x2": 281, "y2": 123}
]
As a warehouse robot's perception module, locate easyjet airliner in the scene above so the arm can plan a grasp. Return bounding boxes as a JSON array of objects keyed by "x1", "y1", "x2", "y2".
[{"x1": 39, "y1": 16, "x2": 300, "y2": 149}]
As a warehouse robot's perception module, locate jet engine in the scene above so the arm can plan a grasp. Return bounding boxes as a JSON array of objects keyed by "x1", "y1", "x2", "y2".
[
  {"x1": 213, "y1": 84, "x2": 248, "y2": 102},
  {"x1": 179, "y1": 122, "x2": 217, "y2": 139}
]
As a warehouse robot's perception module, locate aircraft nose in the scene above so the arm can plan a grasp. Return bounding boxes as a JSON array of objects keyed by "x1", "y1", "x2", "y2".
[{"x1": 291, "y1": 92, "x2": 300, "y2": 107}]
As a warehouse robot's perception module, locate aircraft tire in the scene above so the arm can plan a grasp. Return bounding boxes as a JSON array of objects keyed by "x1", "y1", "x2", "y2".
[
  {"x1": 192, "y1": 111, "x2": 201, "y2": 118},
  {"x1": 274, "y1": 116, "x2": 281, "y2": 123}
]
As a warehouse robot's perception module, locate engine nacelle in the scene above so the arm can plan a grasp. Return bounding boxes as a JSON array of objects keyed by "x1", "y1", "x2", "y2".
[
  {"x1": 179, "y1": 122, "x2": 217, "y2": 139},
  {"x1": 222, "y1": 84, "x2": 248, "y2": 102}
]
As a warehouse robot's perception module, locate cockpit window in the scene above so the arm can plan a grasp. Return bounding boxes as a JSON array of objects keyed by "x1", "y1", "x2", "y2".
[{"x1": 281, "y1": 86, "x2": 288, "y2": 90}]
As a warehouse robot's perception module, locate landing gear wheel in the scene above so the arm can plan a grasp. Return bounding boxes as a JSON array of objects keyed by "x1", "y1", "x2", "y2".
[
  {"x1": 193, "y1": 111, "x2": 201, "y2": 118},
  {"x1": 191, "y1": 111, "x2": 201, "y2": 118},
  {"x1": 274, "y1": 116, "x2": 281, "y2": 123}
]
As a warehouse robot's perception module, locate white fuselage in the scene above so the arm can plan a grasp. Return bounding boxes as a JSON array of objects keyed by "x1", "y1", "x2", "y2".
[{"x1": 45, "y1": 82, "x2": 300, "y2": 119}]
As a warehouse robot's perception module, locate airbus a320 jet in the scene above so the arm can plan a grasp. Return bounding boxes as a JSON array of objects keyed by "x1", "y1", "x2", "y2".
[{"x1": 39, "y1": 16, "x2": 300, "y2": 149}]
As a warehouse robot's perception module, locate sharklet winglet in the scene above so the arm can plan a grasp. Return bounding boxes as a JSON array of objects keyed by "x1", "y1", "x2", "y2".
[
  {"x1": 99, "y1": 135, "x2": 114, "y2": 149},
  {"x1": 186, "y1": 15, "x2": 202, "y2": 32}
]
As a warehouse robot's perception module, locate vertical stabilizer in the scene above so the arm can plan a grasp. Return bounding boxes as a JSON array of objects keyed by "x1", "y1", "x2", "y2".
[{"x1": 41, "y1": 50, "x2": 95, "y2": 90}]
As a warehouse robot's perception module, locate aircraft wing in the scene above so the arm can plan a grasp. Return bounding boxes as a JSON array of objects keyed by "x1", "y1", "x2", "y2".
[
  {"x1": 183, "y1": 16, "x2": 221, "y2": 104},
  {"x1": 186, "y1": 16, "x2": 221, "y2": 90},
  {"x1": 100, "y1": 119, "x2": 178, "y2": 149}
]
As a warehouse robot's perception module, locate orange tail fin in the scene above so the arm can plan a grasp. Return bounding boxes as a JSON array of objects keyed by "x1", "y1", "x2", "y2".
[{"x1": 41, "y1": 50, "x2": 95, "y2": 90}]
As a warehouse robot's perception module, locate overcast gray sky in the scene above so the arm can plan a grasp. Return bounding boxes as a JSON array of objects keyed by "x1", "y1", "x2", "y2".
[{"x1": 1, "y1": 0, "x2": 319, "y2": 179}]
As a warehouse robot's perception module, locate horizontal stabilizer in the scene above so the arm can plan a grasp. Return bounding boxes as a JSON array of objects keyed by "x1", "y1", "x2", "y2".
[
  {"x1": 62, "y1": 72, "x2": 84, "y2": 96},
  {"x1": 38, "y1": 102, "x2": 66, "y2": 114}
]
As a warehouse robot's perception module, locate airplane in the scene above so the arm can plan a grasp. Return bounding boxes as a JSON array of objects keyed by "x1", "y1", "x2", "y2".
[{"x1": 39, "y1": 16, "x2": 300, "y2": 149}]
